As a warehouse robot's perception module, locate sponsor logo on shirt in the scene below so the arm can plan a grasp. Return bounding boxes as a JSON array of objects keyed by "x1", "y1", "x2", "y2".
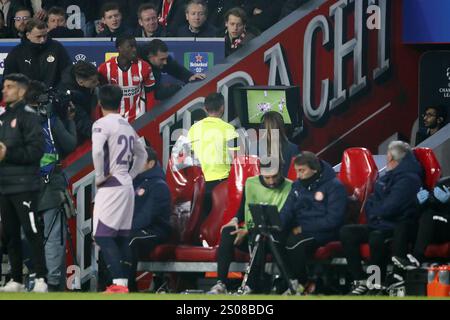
[{"x1": 122, "y1": 86, "x2": 140, "y2": 97}]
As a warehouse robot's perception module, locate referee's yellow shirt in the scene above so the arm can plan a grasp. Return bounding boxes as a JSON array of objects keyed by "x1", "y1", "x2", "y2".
[{"x1": 188, "y1": 117, "x2": 239, "y2": 182}]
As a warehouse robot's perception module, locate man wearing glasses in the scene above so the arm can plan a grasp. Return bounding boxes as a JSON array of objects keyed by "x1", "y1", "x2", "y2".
[
  {"x1": 416, "y1": 105, "x2": 448, "y2": 145},
  {"x1": 9, "y1": 6, "x2": 31, "y2": 38}
]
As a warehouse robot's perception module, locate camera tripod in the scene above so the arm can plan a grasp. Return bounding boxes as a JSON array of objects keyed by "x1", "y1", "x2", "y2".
[
  {"x1": 43, "y1": 205, "x2": 78, "y2": 267},
  {"x1": 237, "y1": 224, "x2": 297, "y2": 295}
]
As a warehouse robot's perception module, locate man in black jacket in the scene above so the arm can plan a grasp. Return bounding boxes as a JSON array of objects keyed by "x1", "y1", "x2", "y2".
[
  {"x1": 140, "y1": 39, "x2": 206, "y2": 100},
  {"x1": 59, "y1": 61, "x2": 99, "y2": 145},
  {"x1": 128, "y1": 146, "x2": 171, "y2": 292},
  {"x1": 3, "y1": 18, "x2": 70, "y2": 88},
  {"x1": 175, "y1": 0, "x2": 217, "y2": 37},
  {"x1": 134, "y1": 3, "x2": 167, "y2": 38},
  {"x1": 0, "y1": 73, "x2": 48, "y2": 293}
]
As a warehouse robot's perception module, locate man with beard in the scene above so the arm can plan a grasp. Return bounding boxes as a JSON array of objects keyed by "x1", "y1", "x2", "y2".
[
  {"x1": 3, "y1": 18, "x2": 70, "y2": 88},
  {"x1": 415, "y1": 105, "x2": 448, "y2": 145},
  {"x1": 98, "y1": 34, "x2": 155, "y2": 122}
]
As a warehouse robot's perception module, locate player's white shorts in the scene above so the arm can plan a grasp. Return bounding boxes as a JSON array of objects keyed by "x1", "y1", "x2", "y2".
[{"x1": 93, "y1": 185, "x2": 134, "y2": 237}]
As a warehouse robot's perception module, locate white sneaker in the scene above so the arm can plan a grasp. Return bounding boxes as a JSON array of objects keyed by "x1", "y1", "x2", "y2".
[
  {"x1": 207, "y1": 281, "x2": 227, "y2": 294},
  {"x1": 0, "y1": 280, "x2": 26, "y2": 292},
  {"x1": 236, "y1": 285, "x2": 253, "y2": 295},
  {"x1": 283, "y1": 279, "x2": 305, "y2": 296},
  {"x1": 32, "y1": 278, "x2": 48, "y2": 293}
]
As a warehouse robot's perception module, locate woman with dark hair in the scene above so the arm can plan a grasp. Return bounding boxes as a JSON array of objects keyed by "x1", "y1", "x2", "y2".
[{"x1": 259, "y1": 111, "x2": 299, "y2": 177}]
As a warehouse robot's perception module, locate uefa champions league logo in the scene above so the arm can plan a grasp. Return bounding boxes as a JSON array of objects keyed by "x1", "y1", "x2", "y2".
[{"x1": 446, "y1": 67, "x2": 450, "y2": 81}]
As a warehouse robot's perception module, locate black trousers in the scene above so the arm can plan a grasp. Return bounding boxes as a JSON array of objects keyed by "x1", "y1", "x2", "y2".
[
  {"x1": 391, "y1": 220, "x2": 418, "y2": 259},
  {"x1": 340, "y1": 224, "x2": 393, "y2": 282},
  {"x1": 285, "y1": 233, "x2": 319, "y2": 285},
  {"x1": 128, "y1": 229, "x2": 166, "y2": 292},
  {"x1": 0, "y1": 192, "x2": 47, "y2": 282},
  {"x1": 413, "y1": 210, "x2": 450, "y2": 262}
]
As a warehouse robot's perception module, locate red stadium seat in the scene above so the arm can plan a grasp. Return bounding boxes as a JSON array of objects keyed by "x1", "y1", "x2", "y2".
[
  {"x1": 338, "y1": 147, "x2": 379, "y2": 225},
  {"x1": 287, "y1": 157, "x2": 297, "y2": 181},
  {"x1": 165, "y1": 159, "x2": 205, "y2": 245},
  {"x1": 315, "y1": 148, "x2": 378, "y2": 260},
  {"x1": 222, "y1": 155, "x2": 260, "y2": 226},
  {"x1": 142, "y1": 160, "x2": 206, "y2": 262},
  {"x1": 175, "y1": 180, "x2": 228, "y2": 262},
  {"x1": 413, "y1": 148, "x2": 449, "y2": 259},
  {"x1": 413, "y1": 147, "x2": 441, "y2": 191}
]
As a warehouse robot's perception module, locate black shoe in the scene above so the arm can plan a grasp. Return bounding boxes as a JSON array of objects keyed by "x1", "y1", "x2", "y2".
[
  {"x1": 392, "y1": 255, "x2": 419, "y2": 271},
  {"x1": 385, "y1": 273, "x2": 406, "y2": 297},
  {"x1": 349, "y1": 280, "x2": 369, "y2": 296}
]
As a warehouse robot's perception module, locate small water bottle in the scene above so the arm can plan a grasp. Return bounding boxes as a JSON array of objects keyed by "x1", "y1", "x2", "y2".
[
  {"x1": 438, "y1": 266, "x2": 449, "y2": 285},
  {"x1": 428, "y1": 266, "x2": 438, "y2": 283}
]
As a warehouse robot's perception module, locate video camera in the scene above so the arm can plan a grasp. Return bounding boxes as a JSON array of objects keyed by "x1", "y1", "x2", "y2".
[{"x1": 36, "y1": 88, "x2": 74, "y2": 118}]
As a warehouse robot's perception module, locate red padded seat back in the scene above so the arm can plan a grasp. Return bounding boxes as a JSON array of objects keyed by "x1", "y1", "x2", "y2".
[
  {"x1": 287, "y1": 157, "x2": 297, "y2": 181},
  {"x1": 338, "y1": 148, "x2": 378, "y2": 225},
  {"x1": 221, "y1": 155, "x2": 260, "y2": 225},
  {"x1": 413, "y1": 147, "x2": 441, "y2": 190},
  {"x1": 166, "y1": 159, "x2": 205, "y2": 244}
]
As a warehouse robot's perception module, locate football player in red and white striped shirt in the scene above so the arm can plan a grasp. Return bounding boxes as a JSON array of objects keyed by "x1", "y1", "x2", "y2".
[{"x1": 98, "y1": 35, "x2": 156, "y2": 122}]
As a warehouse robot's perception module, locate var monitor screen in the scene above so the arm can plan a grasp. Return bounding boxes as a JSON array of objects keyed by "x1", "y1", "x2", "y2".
[
  {"x1": 247, "y1": 89, "x2": 291, "y2": 124},
  {"x1": 235, "y1": 86, "x2": 300, "y2": 126}
]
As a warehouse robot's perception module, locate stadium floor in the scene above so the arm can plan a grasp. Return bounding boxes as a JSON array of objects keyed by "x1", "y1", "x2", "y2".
[{"x1": 0, "y1": 293, "x2": 447, "y2": 300}]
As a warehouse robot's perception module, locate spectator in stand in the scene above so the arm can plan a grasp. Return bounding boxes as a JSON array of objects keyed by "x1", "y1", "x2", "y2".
[
  {"x1": 96, "y1": 2, "x2": 132, "y2": 38},
  {"x1": 8, "y1": 6, "x2": 31, "y2": 38},
  {"x1": 98, "y1": 0, "x2": 149, "y2": 31},
  {"x1": 40, "y1": 1, "x2": 99, "y2": 37},
  {"x1": 223, "y1": 7, "x2": 258, "y2": 57},
  {"x1": 175, "y1": 0, "x2": 217, "y2": 38},
  {"x1": 4, "y1": 18, "x2": 71, "y2": 88},
  {"x1": 135, "y1": 3, "x2": 166, "y2": 38},
  {"x1": 415, "y1": 105, "x2": 448, "y2": 146},
  {"x1": 59, "y1": 61, "x2": 100, "y2": 145},
  {"x1": 2, "y1": 0, "x2": 30, "y2": 31},
  {"x1": 98, "y1": 35, "x2": 156, "y2": 122},
  {"x1": 139, "y1": 39, "x2": 206, "y2": 100},
  {"x1": 156, "y1": 0, "x2": 186, "y2": 37},
  {"x1": 47, "y1": 6, "x2": 84, "y2": 38}
]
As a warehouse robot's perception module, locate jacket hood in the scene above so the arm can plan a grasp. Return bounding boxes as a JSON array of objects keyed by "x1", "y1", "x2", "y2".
[
  {"x1": 22, "y1": 37, "x2": 51, "y2": 52},
  {"x1": 292, "y1": 160, "x2": 337, "y2": 191}
]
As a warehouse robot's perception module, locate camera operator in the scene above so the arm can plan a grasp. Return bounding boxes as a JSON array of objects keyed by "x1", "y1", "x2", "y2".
[
  {"x1": 59, "y1": 61, "x2": 100, "y2": 145},
  {"x1": 24, "y1": 80, "x2": 77, "y2": 292}
]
